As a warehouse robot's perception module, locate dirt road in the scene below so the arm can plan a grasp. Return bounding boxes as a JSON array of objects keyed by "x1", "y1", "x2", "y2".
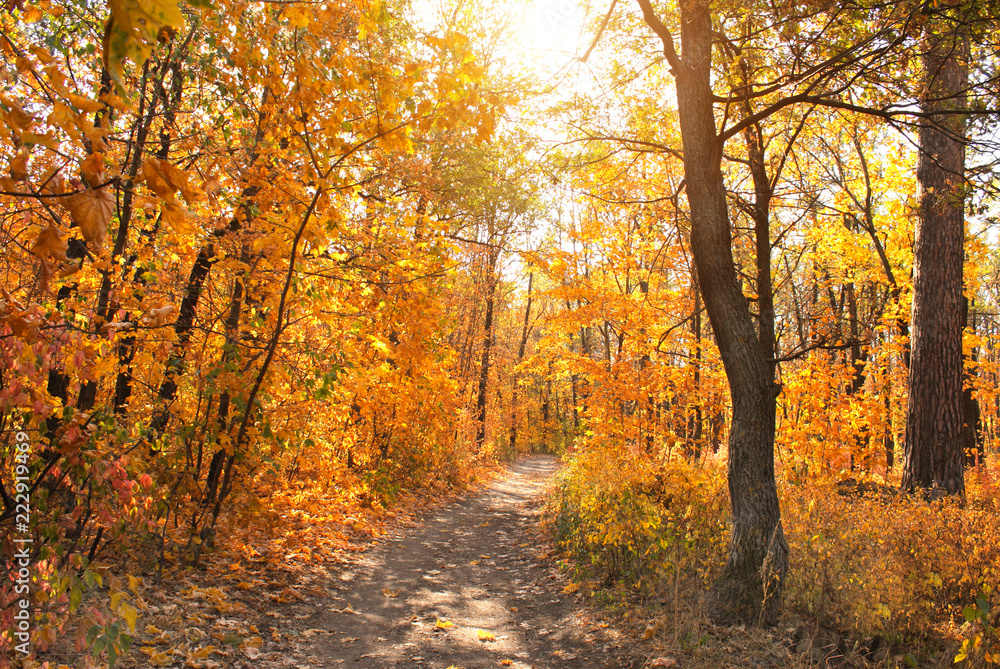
[{"x1": 306, "y1": 455, "x2": 644, "y2": 668}]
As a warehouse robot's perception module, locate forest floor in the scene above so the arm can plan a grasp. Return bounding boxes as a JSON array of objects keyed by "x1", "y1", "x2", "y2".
[
  {"x1": 101, "y1": 455, "x2": 823, "y2": 669},
  {"x1": 287, "y1": 454, "x2": 647, "y2": 669}
]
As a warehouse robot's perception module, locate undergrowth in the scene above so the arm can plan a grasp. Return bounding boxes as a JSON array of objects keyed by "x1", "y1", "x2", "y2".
[{"x1": 547, "y1": 445, "x2": 1000, "y2": 666}]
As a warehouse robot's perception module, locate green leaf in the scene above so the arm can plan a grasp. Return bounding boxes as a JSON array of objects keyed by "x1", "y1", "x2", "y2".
[
  {"x1": 69, "y1": 585, "x2": 82, "y2": 612},
  {"x1": 964, "y1": 605, "x2": 979, "y2": 623}
]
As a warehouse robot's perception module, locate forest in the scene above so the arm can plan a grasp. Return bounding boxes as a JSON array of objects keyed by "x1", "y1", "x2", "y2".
[{"x1": 2, "y1": 0, "x2": 1000, "y2": 666}]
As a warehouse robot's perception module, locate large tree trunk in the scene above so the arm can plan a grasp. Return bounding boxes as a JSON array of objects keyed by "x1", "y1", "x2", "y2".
[
  {"x1": 638, "y1": 0, "x2": 788, "y2": 626},
  {"x1": 901, "y1": 21, "x2": 968, "y2": 498}
]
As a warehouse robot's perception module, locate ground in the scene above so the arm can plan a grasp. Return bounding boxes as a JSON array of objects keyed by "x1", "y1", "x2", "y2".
[
  {"x1": 299, "y1": 455, "x2": 645, "y2": 668},
  {"x1": 92, "y1": 455, "x2": 835, "y2": 669}
]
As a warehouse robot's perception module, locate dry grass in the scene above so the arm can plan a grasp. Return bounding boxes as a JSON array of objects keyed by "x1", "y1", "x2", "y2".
[{"x1": 546, "y1": 448, "x2": 1000, "y2": 669}]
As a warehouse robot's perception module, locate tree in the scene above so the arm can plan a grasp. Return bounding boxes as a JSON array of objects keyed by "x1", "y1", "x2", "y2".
[
  {"x1": 901, "y1": 13, "x2": 970, "y2": 497},
  {"x1": 635, "y1": 0, "x2": 787, "y2": 625}
]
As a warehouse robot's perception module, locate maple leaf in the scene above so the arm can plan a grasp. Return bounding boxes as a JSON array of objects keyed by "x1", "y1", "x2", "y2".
[
  {"x1": 81, "y1": 152, "x2": 106, "y2": 186},
  {"x1": 145, "y1": 156, "x2": 198, "y2": 202},
  {"x1": 103, "y1": 0, "x2": 185, "y2": 89},
  {"x1": 5, "y1": 310, "x2": 42, "y2": 341},
  {"x1": 0, "y1": 93, "x2": 36, "y2": 129},
  {"x1": 61, "y1": 183, "x2": 114, "y2": 247},
  {"x1": 31, "y1": 221, "x2": 68, "y2": 262},
  {"x1": 9, "y1": 148, "x2": 28, "y2": 181},
  {"x1": 476, "y1": 629, "x2": 495, "y2": 641},
  {"x1": 435, "y1": 619, "x2": 454, "y2": 629}
]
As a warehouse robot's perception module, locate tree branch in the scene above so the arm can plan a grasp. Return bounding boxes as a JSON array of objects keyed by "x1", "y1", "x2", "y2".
[
  {"x1": 580, "y1": 0, "x2": 618, "y2": 63},
  {"x1": 635, "y1": 0, "x2": 681, "y2": 71}
]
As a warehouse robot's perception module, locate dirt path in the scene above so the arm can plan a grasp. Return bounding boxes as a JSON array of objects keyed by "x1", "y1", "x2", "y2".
[{"x1": 304, "y1": 455, "x2": 645, "y2": 669}]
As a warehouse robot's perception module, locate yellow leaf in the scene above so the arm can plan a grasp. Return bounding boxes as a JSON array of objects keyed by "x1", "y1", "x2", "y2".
[
  {"x1": 62, "y1": 186, "x2": 113, "y2": 246},
  {"x1": 188, "y1": 645, "x2": 214, "y2": 660},
  {"x1": 120, "y1": 602, "x2": 138, "y2": 633},
  {"x1": 147, "y1": 651, "x2": 173, "y2": 666},
  {"x1": 81, "y1": 152, "x2": 105, "y2": 185},
  {"x1": 9, "y1": 148, "x2": 28, "y2": 181},
  {"x1": 30, "y1": 221, "x2": 68, "y2": 261},
  {"x1": 435, "y1": 619, "x2": 454, "y2": 630},
  {"x1": 22, "y1": 6, "x2": 43, "y2": 22},
  {"x1": 476, "y1": 629, "x2": 495, "y2": 641},
  {"x1": 29, "y1": 45, "x2": 54, "y2": 64},
  {"x1": 161, "y1": 200, "x2": 196, "y2": 233},
  {"x1": 67, "y1": 93, "x2": 105, "y2": 113},
  {"x1": 1, "y1": 94, "x2": 36, "y2": 129},
  {"x1": 103, "y1": 0, "x2": 184, "y2": 88},
  {"x1": 382, "y1": 588, "x2": 400, "y2": 598}
]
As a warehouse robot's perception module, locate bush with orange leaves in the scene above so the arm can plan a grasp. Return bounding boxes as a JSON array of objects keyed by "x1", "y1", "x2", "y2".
[
  {"x1": 782, "y1": 467, "x2": 1000, "y2": 648},
  {"x1": 549, "y1": 443, "x2": 1000, "y2": 661}
]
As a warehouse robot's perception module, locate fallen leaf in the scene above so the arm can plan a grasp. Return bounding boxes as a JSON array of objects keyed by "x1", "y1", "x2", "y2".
[
  {"x1": 144, "y1": 650, "x2": 173, "y2": 666},
  {"x1": 477, "y1": 629, "x2": 495, "y2": 641},
  {"x1": 647, "y1": 658, "x2": 678, "y2": 668},
  {"x1": 435, "y1": 619, "x2": 454, "y2": 630},
  {"x1": 186, "y1": 645, "x2": 215, "y2": 660},
  {"x1": 382, "y1": 588, "x2": 400, "y2": 598}
]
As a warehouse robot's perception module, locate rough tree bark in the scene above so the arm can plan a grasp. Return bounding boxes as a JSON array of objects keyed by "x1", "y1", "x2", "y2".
[
  {"x1": 636, "y1": 0, "x2": 788, "y2": 626},
  {"x1": 902, "y1": 19, "x2": 968, "y2": 497}
]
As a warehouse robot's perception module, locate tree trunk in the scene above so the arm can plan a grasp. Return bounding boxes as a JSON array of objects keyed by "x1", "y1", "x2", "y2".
[
  {"x1": 961, "y1": 299, "x2": 984, "y2": 466},
  {"x1": 686, "y1": 272, "x2": 703, "y2": 461},
  {"x1": 475, "y1": 250, "x2": 498, "y2": 450},
  {"x1": 638, "y1": 0, "x2": 788, "y2": 626},
  {"x1": 149, "y1": 246, "x2": 214, "y2": 436},
  {"x1": 902, "y1": 21, "x2": 968, "y2": 498},
  {"x1": 509, "y1": 272, "x2": 534, "y2": 452}
]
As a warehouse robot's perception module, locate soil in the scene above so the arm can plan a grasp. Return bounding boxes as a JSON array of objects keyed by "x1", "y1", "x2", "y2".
[{"x1": 299, "y1": 454, "x2": 646, "y2": 669}]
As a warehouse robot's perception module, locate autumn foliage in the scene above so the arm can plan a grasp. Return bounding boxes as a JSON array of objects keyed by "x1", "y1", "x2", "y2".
[{"x1": 3, "y1": 0, "x2": 1000, "y2": 666}]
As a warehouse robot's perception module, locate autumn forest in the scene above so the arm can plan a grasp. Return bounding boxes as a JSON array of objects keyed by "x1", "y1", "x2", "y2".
[{"x1": 3, "y1": 0, "x2": 1000, "y2": 665}]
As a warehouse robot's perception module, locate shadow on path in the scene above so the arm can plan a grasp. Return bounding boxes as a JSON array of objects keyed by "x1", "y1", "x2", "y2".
[{"x1": 307, "y1": 455, "x2": 643, "y2": 669}]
